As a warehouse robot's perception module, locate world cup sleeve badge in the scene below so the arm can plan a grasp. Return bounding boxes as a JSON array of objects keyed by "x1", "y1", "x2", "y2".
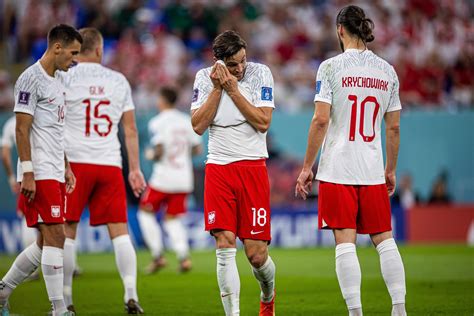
[
  {"x1": 261, "y1": 87, "x2": 273, "y2": 101},
  {"x1": 316, "y1": 81, "x2": 322, "y2": 94}
]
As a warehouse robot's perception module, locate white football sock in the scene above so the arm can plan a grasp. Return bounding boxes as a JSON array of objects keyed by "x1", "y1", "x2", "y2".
[
  {"x1": 42, "y1": 246, "x2": 67, "y2": 313},
  {"x1": 112, "y1": 234, "x2": 138, "y2": 302},
  {"x1": 164, "y1": 218, "x2": 190, "y2": 261},
  {"x1": 21, "y1": 217, "x2": 37, "y2": 249},
  {"x1": 137, "y1": 210, "x2": 163, "y2": 259},
  {"x1": 63, "y1": 238, "x2": 76, "y2": 307},
  {"x1": 376, "y1": 238, "x2": 406, "y2": 315},
  {"x1": 216, "y1": 248, "x2": 240, "y2": 316},
  {"x1": 335, "y1": 243, "x2": 362, "y2": 314},
  {"x1": 251, "y1": 256, "x2": 275, "y2": 303},
  {"x1": 0, "y1": 242, "x2": 42, "y2": 304}
]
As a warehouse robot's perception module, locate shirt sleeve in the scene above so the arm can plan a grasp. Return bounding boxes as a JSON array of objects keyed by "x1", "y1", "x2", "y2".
[
  {"x1": 121, "y1": 77, "x2": 135, "y2": 112},
  {"x1": 14, "y1": 72, "x2": 38, "y2": 116},
  {"x1": 254, "y1": 65, "x2": 275, "y2": 108},
  {"x1": 313, "y1": 61, "x2": 333, "y2": 105},
  {"x1": 148, "y1": 119, "x2": 164, "y2": 146},
  {"x1": 1, "y1": 118, "x2": 15, "y2": 148},
  {"x1": 190, "y1": 69, "x2": 213, "y2": 111},
  {"x1": 387, "y1": 67, "x2": 402, "y2": 112}
]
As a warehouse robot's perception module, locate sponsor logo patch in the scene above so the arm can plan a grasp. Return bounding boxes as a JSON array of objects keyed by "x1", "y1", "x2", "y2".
[
  {"x1": 208, "y1": 211, "x2": 216, "y2": 224},
  {"x1": 261, "y1": 87, "x2": 273, "y2": 101},
  {"x1": 51, "y1": 205, "x2": 61, "y2": 218},
  {"x1": 18, "y1": 91, "x2": 30, "y2": 105}
]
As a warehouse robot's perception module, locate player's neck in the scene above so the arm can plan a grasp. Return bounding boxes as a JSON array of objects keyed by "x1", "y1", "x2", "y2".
[
  {"x1": 343, "y1": 38, "x2": 367, "y2": 51},
  {"x1": 39, "y1": 53, "x2": 57, "y2": 77}
]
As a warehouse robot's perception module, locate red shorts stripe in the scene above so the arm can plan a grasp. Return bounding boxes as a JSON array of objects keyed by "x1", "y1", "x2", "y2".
[
  {"x1": 20, "y1": 180, "x2": 66, "y2": 227},
  {"x1": 318, "y1": 181, "x2": 392, "y2": 234},
  {"x1": 204, "y1": 160, "x2": 271, "y2": 241},
  {"x1": 139, "y1": 187, "x2": 187, "y2": 215},
  {"x1": 66, "y1": 163, "x2": 127, "y2": 226}
]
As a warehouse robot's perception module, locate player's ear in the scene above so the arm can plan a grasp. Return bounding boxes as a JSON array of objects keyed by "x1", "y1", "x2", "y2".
[{"x1": 53, "y1": 42, "x2": 62, "y2": 54}]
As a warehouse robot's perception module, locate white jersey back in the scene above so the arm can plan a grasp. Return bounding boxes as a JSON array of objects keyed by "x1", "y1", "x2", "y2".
[
  {"x1": 148, "y1": 109, "x2": 201, "y2": 193},
  {"x1": 314, "y1": 49, "x2": 402, "y2": 185},
  {"x1": 191, "y1": 62, "x2": 275, "y2": 165},
  {"x1": 14, "y1": 62, "x2": 67, "y2": 182},
  {"x1": 1, "y1": 116, "x2": 16, "y2": 149},
  {"x1": 60, "y1": 63, "x2": 135, "y2": 168}
]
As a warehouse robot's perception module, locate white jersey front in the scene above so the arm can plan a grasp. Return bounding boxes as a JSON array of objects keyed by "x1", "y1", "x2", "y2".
[
  {"x1": 14, "y1": 62, "x2": 67, "y2": 182},
  {"x1": 60, "y1": 63, "x2": 135, "y2": 168},
  {"x1": 314, "y1": 49, "x2": 402, "y2": 185},
  {"x1": 191, "y1": 62, "x2": 275, "y2": 165},
  {"x1": 1, "y1": 116, "x2": 16, "y2": 149},
  {"x1": 148, "y1": 109, "x2": 201, "y2": 193}
]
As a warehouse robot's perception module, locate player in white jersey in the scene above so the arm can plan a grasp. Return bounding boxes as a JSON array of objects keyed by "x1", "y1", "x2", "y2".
[
  {"x1": 137, "y1": 86, "x2": 202, "y2": 274},
  {"x1": 0, "y1": 24, "x2": 81, "y2": 316},
  {"x1": 191, "y1": 31, "x2": 276, "y2": 316},
  {"x1": 1, "y1": 116, "x2": 38, "y2": 278},
  {"x1": 296, "y1": 5, "x2": 406, "y2": 316},
  {"x1": 59, "y1": 28, "x2": 146, "y2": 314}
]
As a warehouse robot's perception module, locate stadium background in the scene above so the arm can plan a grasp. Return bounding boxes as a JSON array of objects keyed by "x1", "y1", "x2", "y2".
[{"x1": 0, "y1": 0, "x2": 472, "y2": 315}]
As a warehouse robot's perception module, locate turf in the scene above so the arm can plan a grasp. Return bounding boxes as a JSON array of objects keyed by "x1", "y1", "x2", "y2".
[{"x1": 0, "y1": 245, "x2": 473, "y2": 315}]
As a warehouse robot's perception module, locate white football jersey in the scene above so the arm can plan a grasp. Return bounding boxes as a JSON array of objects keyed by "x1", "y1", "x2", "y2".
[
  {"x1": 14, "y1": 62, "x2": 67, "y2": 182},
  {"x1": 191, "y1": 62, "x2": 275, "y2": 164},
  {"x1": 60, "y1": 63, "x2": 135, "y2": 168},
  {"x1": 314, "y1": 49, "x2": 402, "y2": 185},
  {"x1": 1, "y1": 116, "x2": 16, "y2": 149},
  {"x1": 147, "y1": 109, "x2": 201, "y2": 193}
]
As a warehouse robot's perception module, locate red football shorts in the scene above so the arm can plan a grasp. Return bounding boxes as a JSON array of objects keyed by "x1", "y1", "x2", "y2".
[
  {"x1": 16, "y1": 194, "x2": 26, "y2": 216},
  {"x1": 318, "y1": 181, "x2": 392, "y2": 234},
  {"x1": 139, "y1": 187, "x2": 187, "y2": 215},
  {"x1": 19, "y1": 180, "x2": 66, "y2": 227},
  {"x1": 204, "y1": 159, "x2": 271, "y2": 242},
  {"x1": 66, "y1": 163, "x2": 127, "y2": 226}
]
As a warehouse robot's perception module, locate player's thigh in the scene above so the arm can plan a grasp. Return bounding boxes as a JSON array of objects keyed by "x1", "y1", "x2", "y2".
[
  {"x1": 357, "y1": 184, "x2": 392, "y2": 234},
  {"x1": 66, "y1": 162, "x2": 96, "y2": 222},
  {"x1": 23, "y1": 180, "x2": 66, "y2": 228},
  {"x1": 166, "y1": 193, "x2": 187, "y2": 216},
  {"x1": 237, "y1": 164, "x2": 271, "y2": 242},
  {"x1": 139, "y1": 187, "x2": 166, "y2": 212},
  {"x1": 204, "y1": 164, "x2": 237, "y2": 234},
  {"x1": 318, "y1": 181, "x2": 358, "y2": 230},
  {"x1": 89, "y1": 166, "x2": 127, "y2": 226}
]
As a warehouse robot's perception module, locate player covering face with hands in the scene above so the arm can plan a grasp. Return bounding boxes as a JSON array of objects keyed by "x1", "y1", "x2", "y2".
[{"x1": 296, "y1": 5, "x2": 406, "y2": 316}]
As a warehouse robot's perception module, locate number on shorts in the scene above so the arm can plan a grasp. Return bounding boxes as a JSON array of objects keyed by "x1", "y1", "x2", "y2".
[{"x1": 252, "y1": 207, "x2": 267, "y2": 227}]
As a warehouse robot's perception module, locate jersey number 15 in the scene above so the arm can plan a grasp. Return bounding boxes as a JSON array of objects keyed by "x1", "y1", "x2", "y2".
[{"x1": 83, "y1": 99, "x2": 112, "y2": 137}]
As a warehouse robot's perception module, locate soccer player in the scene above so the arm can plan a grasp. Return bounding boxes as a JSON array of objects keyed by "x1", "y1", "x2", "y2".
[
  {"x1": 0, "y1": 24, "x2": 81, "y2": 316},
  {"x1": 191, "y1": 30, "x2": 276, "y2": 316},
  {"x1": 60, "y1": 27, "x2": 145, "y2": 314},
  {"x1": 1, "y1": 115, "x2": 38, "y2": 258},
  {"x1": 295, "y1": 5, "x2": 406, "y2": 316},
  {"x1": 138, "y1": 86, "x2": 202, "y2": 274}
]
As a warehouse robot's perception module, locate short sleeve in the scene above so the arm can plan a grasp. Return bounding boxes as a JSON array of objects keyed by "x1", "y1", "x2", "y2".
[
  {"x1": 122, "y1": 77, "x2": 135, "y2": 113},
  {"x1": 313, "y1": 61, "x2": 333, "y2": 105},
  {"x1": 387, "y1": 67, "x2": 402, "y2": 112},
  {"x1": 190, "y1": 69, "x2": 213, "y2": 111},
  {"x1": 148, "y1": 118, "x2": 163, "y2": 146},
  {"x1": 14, "y1": 72, "x2": 38, "y2": 116},
  {"x1": 1, "y1": 118, "x2": 15, "y2": 148},
  {"x1": 254, "y1": 65, "x2": 275, "y2": 108}
]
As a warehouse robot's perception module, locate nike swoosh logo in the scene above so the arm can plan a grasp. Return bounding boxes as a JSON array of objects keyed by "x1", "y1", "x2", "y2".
[
  {"x1": 53, "y1": 265, "x2": 63, "y2": 269},
  {"x1": 250, "y1": 230, "x2": 264, "y2": 235},
  {"x1": 221, "y1": 293, "x2": 233, "y2": 298},
  {"x1": 48, "y1": 98, "x2": 56, "y2": 103}
]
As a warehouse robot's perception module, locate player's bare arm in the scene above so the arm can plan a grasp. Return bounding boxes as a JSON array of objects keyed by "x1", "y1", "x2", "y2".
[
  {"x1": 295, "y1": 101, "x2": 331, "y2": 200},
  {"x1": 145, "y1": 144, "x2": 163, "y2": 161},
  {"x1": 215, "y1": 63, "x2": 273, "y2": 132},
  {"x1": 64, "y1": 154, "x2": 76, "y2": 194},
  {"x1": 191, "y1": 64, "x2": 223, "y2": 135},
  {"x1": 191, "y1": 144, "x2": 203, "y2": 156},
  {"x1": 15, "y1": 112, "x2": 35, "y2": 201},
  {"x1": 122, "y1": 109, "x2": 146, "y2": 197},
  {"x1": 1, "y1": 143, "x2": 18, "y2": 194},
  {"x1": 384, "y1": 110, "x2": 401, "y2": 196}
]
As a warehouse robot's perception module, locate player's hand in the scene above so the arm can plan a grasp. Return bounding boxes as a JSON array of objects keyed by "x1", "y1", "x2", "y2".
[
  {"x1": 385, "y1": 171, "x2": 396, "y2": 196},
  {"x1": 295, "y1": 168, "x2": 314, "y2": 200},
  {"x1": 215, "y1": 63, "x2": 238, "y2": 94},
  {"x1": 9, "y1": 175, "x2": 20, "y2": 195},
  {"x1": 129, "y1": 169, "x2": 146, "y2": 197},
  {"x1": 21, "y1": 172, "x2": 36, "y2": 202},
  {"x1": 65, "y1": 166, "x2": 76, "y2": 194},
  {"x1": 210, "y1": 62, "x2": 223, "y2": 90}
]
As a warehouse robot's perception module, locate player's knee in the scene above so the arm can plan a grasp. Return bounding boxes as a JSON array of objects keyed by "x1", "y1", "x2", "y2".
[
  {"x1": 370, "y1": 231, "x2": 393, "y2": 247},
  {"x1": 246, "y1": 250, "x2": 267, "y2": 268},
  {"x1": 42, "y1": 225, "x2": 66, "y2": 248},
  {"x1": 213, "y1": 230, "x2": 236, "y2": 248}
]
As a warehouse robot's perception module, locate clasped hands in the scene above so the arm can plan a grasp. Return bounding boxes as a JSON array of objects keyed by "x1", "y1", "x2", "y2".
[{"x1": 210, "y1": 61, "x2": 238, "y2": 94}]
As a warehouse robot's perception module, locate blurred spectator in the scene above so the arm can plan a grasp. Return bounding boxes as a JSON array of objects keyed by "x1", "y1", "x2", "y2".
[
  {"x1": 392, "y1": 173, "x2": 420, "y2": 210},
  {"x1": 0, "y1": 70, "x2": 14, "y2": 112},
  {"x1": 428, "y1": 171, "x2": 452, "y2": 204}
]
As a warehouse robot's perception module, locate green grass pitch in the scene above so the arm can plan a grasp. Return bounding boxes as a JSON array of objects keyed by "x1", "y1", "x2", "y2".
[{"x1": 1, "y1": 245, "x2": 473, "y2": 315}]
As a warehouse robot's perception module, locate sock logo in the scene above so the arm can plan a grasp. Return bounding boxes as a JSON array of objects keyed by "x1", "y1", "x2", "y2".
[
  {"x1": 208, "y1": 211, "x2": 216, "y2": 224},
  {"x1": 221, "y1": 292, "x2": 233, "y2": 298},
  {"x1": 53, "y1": 265, "x2": 63, "y2": 269}
]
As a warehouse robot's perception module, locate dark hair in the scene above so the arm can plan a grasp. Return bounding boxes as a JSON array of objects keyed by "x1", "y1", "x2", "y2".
[
  {"x1": 78, "y1": 27, "x2": 102, "y2": 54},
  {"x1": 212, "y1": 30, "x2": 247, "y2": 60},
  {"x1": 336, "y1": 5, "x2": 375, "y2": 43},
  {"x1": 160, "y1": 87, "x2": 177, "y2": 105},
  {"x1": 48, "y1": 24, "x2": 83, "y2": 47}
]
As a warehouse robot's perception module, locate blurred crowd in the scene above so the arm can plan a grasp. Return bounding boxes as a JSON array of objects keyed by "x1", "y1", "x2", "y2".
[{"x1": 0, "y1": 0, "x2": 473, "y2": 114}]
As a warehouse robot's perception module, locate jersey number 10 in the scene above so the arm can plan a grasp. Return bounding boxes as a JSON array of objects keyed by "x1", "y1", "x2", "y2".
[
  {"x1": 83, "y1": 99, "x2": 112, "y2": 137},
  {"x1": 348, "y1": 95, "x2": 380, "y2": 142}
]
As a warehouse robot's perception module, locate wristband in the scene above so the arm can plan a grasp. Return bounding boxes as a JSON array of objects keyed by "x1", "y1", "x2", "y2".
[{"x1": 21, "y1": 161, "x2": 34, "y2": 173}]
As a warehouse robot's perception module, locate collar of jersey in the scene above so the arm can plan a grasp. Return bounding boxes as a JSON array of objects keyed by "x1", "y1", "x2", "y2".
[
  {"x1": 344, "y1": 48, "x2": 370, "y2": 53},
  {"x1": 36, "y1": 61, "x2": 56, "y2": 81}
]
